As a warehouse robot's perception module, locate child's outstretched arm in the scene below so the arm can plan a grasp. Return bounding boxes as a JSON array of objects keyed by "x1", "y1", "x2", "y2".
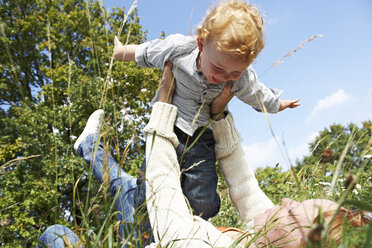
[
  {"x1": 114, "y1": 36, "x2": 137, "y2": 61},
  {"x1": 279, "y1": 98, "x2": 301, "y2": 111}
]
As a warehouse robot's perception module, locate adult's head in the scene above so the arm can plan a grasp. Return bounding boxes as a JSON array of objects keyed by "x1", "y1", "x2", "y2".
[
  {"x1": 253, "y1": 198, "x2": 370, "y2": 247},
  {"x1": 219, "y1": 198, "x2": 370, "y2": 247},
  {"x1": 196, "y1": 0, "x2": 264, "y2": 83}
]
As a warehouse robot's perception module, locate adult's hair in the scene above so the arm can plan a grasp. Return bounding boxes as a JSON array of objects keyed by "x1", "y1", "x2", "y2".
[{"x1": 308, "y1": 208, "x2": 371, "y2": 245}]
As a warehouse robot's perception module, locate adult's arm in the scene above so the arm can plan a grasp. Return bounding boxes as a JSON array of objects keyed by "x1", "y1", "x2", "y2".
[
  {"x1": 143, "y1": 102, "x2": 237, "y2": 247},
  {"x1": 212, "y1": 113, "x2": 274, "y2": 230}
]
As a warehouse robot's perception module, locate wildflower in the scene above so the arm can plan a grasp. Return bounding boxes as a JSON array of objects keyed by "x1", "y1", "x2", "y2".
[
  {"x1": 52, "y1": 127, "x2": 60, "y2": 135},
  {"x1": 1, "y1": 218, "x2": 10, "y2": 227},
  {"x1": 344, "y1": 174, "x2": 357, "y2": 190},
  {"x1": 308, "y1": 225, "x2": 323, "y2": 244},
  {"x1": 321, "y1": 148, "x2": 333, "y2": 163},
  {"x1": 92, "y1": 204, "x2": 100, "y2": 214}
]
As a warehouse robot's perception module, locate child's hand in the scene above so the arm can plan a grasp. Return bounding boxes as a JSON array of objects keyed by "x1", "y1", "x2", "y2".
[
  {"x1": 114, "y1": 36, "x2": 123, "y2": 48},
  {"x1": 114, "y1": 36, "x2": 123, "y2": 59},
  {"x1": 158, "y1": 61, "x2": 176, "y2": 104},
  {"x1": 211, "y1": 81, "x2": 234, "y2": 120},
  {"x1": 279, "y1": 98, "x2": 300, "y2": 111}
]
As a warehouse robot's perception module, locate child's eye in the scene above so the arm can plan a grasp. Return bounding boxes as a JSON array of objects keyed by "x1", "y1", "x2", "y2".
[{"x1": 212, "y1": 65, "x2": 223, "y2": 72}]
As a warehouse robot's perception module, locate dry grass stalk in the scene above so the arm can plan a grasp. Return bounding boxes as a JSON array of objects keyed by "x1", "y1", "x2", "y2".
[
  {"x1": 272, "y1": 34, "x2": 323, "y2": 67},
  {"x1": 260, "y1": 34, "x2": 323, "y2": 77},
  {"x1": 1, "y1": 155, "x2": 41, "y2": 173}
]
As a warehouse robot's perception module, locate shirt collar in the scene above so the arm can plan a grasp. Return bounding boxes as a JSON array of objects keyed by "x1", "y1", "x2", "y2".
[{"x1": 191, "y1": 49, "x2": 205, "y2": 81}]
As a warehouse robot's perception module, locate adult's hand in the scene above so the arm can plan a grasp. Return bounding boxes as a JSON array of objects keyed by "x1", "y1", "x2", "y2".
[
  {"x1": 158, "y1": 61, "x2": 176, "y2": 104},
  {"x1": 210, "y1": 81, "x2": 234, "y2": 120}
]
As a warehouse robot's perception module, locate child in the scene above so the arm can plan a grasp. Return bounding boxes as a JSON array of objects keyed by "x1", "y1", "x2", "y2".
[{"x1": 114, "y1": 0, "x2": 300, "y2": 220}]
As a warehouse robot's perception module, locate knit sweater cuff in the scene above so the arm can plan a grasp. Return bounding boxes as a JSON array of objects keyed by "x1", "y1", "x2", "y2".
[
  {"x1": 212, "y1": 112, "x2": 241, "y2": 159},
  {"x1": 144, "y1": 102, "x2": 179, "y2": 148}
]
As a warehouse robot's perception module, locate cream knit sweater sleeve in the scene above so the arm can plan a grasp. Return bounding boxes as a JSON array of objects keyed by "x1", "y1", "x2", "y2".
[
  {"x1": 143, "y1": 102, "x2": 238, "y2": 248},
  {"x1": 212, "y1": 113, "x2": 274, "y2": 230}
]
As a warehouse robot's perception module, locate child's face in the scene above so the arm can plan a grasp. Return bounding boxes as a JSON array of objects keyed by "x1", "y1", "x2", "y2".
[{"x1": 197, "y1": 38, "x2": 249, "y2": 84}]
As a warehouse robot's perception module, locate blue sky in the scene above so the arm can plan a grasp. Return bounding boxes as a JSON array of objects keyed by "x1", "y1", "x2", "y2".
[{"x1": 105, "y1": 0, "x2": 372, "y2": 170}]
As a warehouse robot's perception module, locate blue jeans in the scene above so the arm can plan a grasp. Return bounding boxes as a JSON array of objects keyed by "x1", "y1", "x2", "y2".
[
  {"x1": 38, "y1": 134, "x2": 150, "y2": 247},
  {"x1": 37, "y1": 225, "x2": 81, "y2": 248},
  {"x1": 139, "y1": 126, "x2": 221, "y2": 220},
  {"x1": 175, "y1": 126, "x2": 220, "y2": 219}
]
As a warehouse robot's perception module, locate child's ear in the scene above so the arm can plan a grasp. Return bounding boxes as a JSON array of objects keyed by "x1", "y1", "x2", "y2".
[{"x1": 197, "y1": 37, "x2": 204, "y2": 52}]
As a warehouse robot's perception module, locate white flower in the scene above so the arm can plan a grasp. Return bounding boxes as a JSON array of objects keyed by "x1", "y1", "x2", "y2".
[
  {"x1": 355, "y1": 184, "x2": 362, "y2": 190},
  {"x1": 353, "y1": 189, "x2": 359, "y2": 195},
  {"x1": 52, "y1": 127, "x2": 60, "y2": 135},
  {"x1": 319, "y1": 181, "x2": 331, "y2": 186},
  {"x1": 70, "y1": 135, "x2": 77, "y2": 140},
  {"x1": 141, "y1": 88, "x2": 147, "y2": 93},
  {"x1": 124, "y1": 115, "x2": 134, "y2": 123}
]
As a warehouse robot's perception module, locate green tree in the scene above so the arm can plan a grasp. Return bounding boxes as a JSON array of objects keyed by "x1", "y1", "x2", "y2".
[
  {"x1": 0, "y1": 0, "x2": 160, "y2": 246},
  {"x1": 296, "y1": 121, "x2": 372, "y2": 177},
  {"x1": 295, "y1": 121, "x2": 372, "y2": 205}
]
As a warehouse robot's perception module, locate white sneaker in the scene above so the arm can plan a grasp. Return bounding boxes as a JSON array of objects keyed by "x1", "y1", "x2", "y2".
[{"x1": 74, "y1": 109, "x2": 104, "y2": 151}]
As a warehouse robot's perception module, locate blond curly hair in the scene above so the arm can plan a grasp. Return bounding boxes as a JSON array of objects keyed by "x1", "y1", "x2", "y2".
[{"x1": 197, "y1": 0, "x2": 265, "y2": 65}]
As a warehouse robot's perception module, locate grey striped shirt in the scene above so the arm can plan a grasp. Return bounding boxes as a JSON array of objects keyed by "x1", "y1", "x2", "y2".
[{"x1": 135, "y1": 34, "x2": 282, "y2": 135}]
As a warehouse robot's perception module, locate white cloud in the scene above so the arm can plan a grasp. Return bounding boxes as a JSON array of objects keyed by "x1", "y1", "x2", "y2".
[
  {"x1": 287, "y1": 131, "x2": 318, "y2": 164},
  {"x1": 242, "y1": 137, "x2": 285, "y2": 170},
  {"x1": 307, "y1": 89, "x2": 353, "y2": 121},
  {"x1": 242, "y1": 132, "x2": 319, "y2": 171}
]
